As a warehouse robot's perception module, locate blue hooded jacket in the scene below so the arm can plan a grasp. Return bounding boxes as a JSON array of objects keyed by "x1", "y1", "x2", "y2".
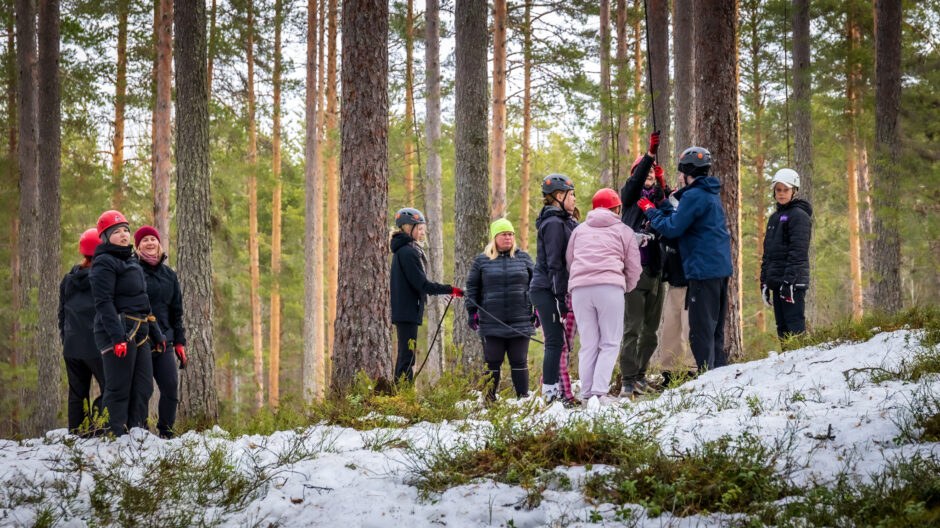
[{"x1": 644, "y1": 176, "x2": 732, "y2": 280}]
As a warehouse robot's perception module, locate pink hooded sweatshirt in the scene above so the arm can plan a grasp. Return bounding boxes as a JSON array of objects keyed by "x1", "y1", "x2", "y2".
[{"x1": 565, "y1": 207, "x2": 642, "y2": 293}]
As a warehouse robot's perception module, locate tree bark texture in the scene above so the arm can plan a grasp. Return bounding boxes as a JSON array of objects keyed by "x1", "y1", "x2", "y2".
[
  {"x1": 672, "y1": 0, "x2": 694, "y2": 184},
  {"x1": 453, "y1": 0, "x2": 489, "y2": 372},
  {"x1": 693, "y1": 0, "x2": 742, "y2": 360},
  {"x1": 846, "y1": 3, "x2": 863, "y2": 318},
  {"x1": 403, "y1": 0, "x2": 415, "y2": 204},
  {"x1": 245, "y1": 0, "x2": 264, "y2": 412},
  {"x1": 112, "y1": 0, "x2": 128, "y2": 207},
  {"x1": 153, "y1": 0, "x2": 173, "y2": 248},
  {"x1": 325, "y1": 0, "x2": 339, "y2": 362},
  {"x1": 870, "y1": 0, "x2": 902, "y2": 312},
  {"x1": 615, "y1": 0, "x2": 628, "y2": 183},
  {"x1": 631, "y1": 1, "x2": 642, "y2": 159},
  {"x1": 207, "y1": 0, "x2": 216, "y2": 98},
  {"x1": 424, "y1": 0, "x2": 446, "y2": 379},
  {"x1": 331, "y1": 0, "x2": 391, "y2": 392},
  {"x1": 599, "y1": 0, "x2": 612, "y2": 188},
  {"x1": 174, "y1": 0, "x2": 217, "y2": 421},
  {"x1": 647, "y1": 0, "x2": 670, "y2": 170},
  {"x1": 490, "y1": 0, "x2": 507, "y2": 220},
  {"x1": 792, "y1": 0, "x2": 815, "y2": 323},
  {"x1": 269, "y1": 0, "x2": 284, "y2": 409},
  {"x1": 303, "y1": 0, "x2": 323, "y2": 403}
]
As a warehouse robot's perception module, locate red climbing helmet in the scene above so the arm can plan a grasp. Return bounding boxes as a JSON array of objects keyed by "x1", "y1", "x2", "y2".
[
  {"x1": 79, "y1": 228, "x2": 101, "y2": 257},
  {"x1": 592, "y1": 188, "x2": 622, "y2": 210},
  {"x1": 96, "y1": 210, "x2": 129, "y2": 236}
]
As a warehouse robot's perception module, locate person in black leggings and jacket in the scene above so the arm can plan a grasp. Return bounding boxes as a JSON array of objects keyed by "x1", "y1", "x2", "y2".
[
  {"x1": 59, "y1": 228, "x2": 106, "y2": 433},
  {"x1": 465, "y1": 218, "x2": 536, "y2": 400},
  {"x1": 390, "y1": 208, "x2": 462, "y2": 383}
]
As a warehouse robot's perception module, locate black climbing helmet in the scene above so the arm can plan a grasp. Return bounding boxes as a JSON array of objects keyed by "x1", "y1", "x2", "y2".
[
  {"x1": 395, "y1": 207, "x2": 426, "y2": 228},
  {"x1": 677, "y1": 147, "x2": 712, "y2": 177},
  {"x1": 541, "y1": 173, "x2": 575, "y2": 196}
]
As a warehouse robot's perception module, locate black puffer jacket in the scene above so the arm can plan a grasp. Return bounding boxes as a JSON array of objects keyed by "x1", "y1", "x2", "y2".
[
  {"x1": 58, "y1": 265, "x2": 99, "y2": 360},
  {"x1": 141, "y1": 254, "x2": 186, "y2": 346},
  {"x1": 465, "y1": 250, "x2": 536, "y2": 338},
  {"x1": 760, "y1": 199, "x2": 813, "y2": 289},
  {"x1": 529, "y1": 206, "x2": 578, "y2": 302},
  {"x1": 90, "y1": 243, "x2": 162, "y2": 351},
  {"x1": 390, "y1": 232, "x2": 452, "y2": 324},
  {"x1": 620, "y1": 153, "x2": 665, "y2": 274}
]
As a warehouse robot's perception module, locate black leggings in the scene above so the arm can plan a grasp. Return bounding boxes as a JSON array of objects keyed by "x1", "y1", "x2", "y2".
[
  {"x1": 482, "y1": 336, "x2": 530, "y2": 398},
  {"x1": 64, "y1": 356, "x2": 105, "y2": 432},
  {"x1": 394, "y1": 323, "x2": 420, "y2": 383}
]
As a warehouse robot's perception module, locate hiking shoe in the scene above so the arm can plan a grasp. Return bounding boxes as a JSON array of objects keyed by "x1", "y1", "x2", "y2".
[
  {"x1": 619, "y1": 382, "x2": 636, "y2": 398},
  {"x1": 635, "y1": 379, "x2": 653, "y2": 394}
]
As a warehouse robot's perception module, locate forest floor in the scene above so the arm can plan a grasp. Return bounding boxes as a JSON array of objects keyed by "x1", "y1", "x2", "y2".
[{"x1": 1, "y1": 327, "x2": 939, "y2": 527}]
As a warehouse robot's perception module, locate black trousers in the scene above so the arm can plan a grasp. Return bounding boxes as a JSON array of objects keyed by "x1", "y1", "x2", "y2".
[
  {"x1": 482, "y1": 336, "x2": 530, "y2": 398},
  {"x1": 394, "y1": 323, "x2": 420, "y2": 383},
  {"x1": 530, "y1": 287, "x2": 565, "y2": 385},
  {"x1": 772, "y1": 285, "x2": 807, "y2": 339},
  {"x1": 64, "y1": 356, "x2": 105, "y2": 432},
  {"x1": 687, "y1": 277, "x2": 729, "y2": 371},
  {"x1": 152, "y1": 346, "x2": 179, "y2": 437},
  {"x1": 102, "y1": 319, "x2": 154, "y2": 436}
]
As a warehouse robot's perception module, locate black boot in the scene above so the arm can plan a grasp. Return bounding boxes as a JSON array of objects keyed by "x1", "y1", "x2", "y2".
[{"x1": 510, "y1": 367, "x2": 529, "y2": 397}]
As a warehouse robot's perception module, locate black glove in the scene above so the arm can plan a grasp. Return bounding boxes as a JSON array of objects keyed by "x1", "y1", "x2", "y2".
[
  {"x1": 532, "y1": 310, "x2": 541, "y2": 329},
  {"x1": 761, "y1": 284, "x2": 773, "y2": 307},
  {"x1": 468, "y1": 312, "x2": 479, "y2": 330},
  {"x1": 780, "y1": 282, "x2": 796, "y2": 304},
  {"x1": 556, "y1": 296, "x2": 568, "y2": 317}
]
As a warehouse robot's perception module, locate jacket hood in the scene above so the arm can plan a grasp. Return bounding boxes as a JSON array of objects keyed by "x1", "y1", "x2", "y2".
[
  {"x1": 674, "y1": 175, "x2": 721, "y2": 201},
  {"x1": 390, "y1": 232, "x2": 415, "y2": 253},
  {"x1": 535, "y1": 205, "x2": 569, "y2": 229},
  {"x1": 68, "y1": 265, "x2": 92, "y2": 290},
  {"x1": 779, "y1": 198, "x2": 813, "y2": 217},
  {"x1": 93, "y1": 242, "x2": 134, "y2": 260},
  {"x1": 585, "y1": 207, "x2": 622, "y2": 228}
]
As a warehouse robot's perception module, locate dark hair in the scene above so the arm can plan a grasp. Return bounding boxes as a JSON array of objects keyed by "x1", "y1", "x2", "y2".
[{"x1": 80, "y1": 255, "x2": 93, "y2": 269}]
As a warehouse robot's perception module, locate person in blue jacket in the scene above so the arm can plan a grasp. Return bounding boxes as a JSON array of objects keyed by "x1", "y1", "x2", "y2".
[{"x1": 637, "y1": 147, "x2": 732, "y2": 371}]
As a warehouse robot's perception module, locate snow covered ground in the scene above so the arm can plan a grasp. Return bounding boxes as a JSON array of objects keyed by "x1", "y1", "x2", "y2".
[{"x1": 1, "y1": 330, "x2": 938, "y2": 527}]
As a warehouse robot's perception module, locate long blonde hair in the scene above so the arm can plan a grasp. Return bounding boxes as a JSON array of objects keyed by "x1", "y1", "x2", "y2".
[{"x1": 484, "y1": 238, "x2": 517, "y2": 260}]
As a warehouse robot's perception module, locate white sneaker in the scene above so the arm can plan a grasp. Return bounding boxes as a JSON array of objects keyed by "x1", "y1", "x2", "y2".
[{"x1": 542, "y1": 383, "x2": 560, "y2": 404}]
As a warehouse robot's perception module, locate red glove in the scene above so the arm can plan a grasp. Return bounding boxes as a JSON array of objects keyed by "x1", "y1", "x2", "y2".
[
  {"x1": 114, "y1": 342, "x2": 127, "y2": 358},
  {"x1": 174, "y1": 344, "x2": 187, "y2": 369},
  {"x1": 637, "y1": 197, "x2": 655, "y2": 212},
  {"x1": 648, "y1": 130, "x2": 661, "y2": 156},
  {"x1": 654, "y1": 165, "x2": 666, "y2": 189},
  {"x1": 451, "y1": 287, "x2": 465, "y2": 298}
]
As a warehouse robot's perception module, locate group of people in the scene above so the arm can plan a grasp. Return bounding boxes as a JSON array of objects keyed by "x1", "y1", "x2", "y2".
[
  {"x1": 390, "y1": 130, "x2": 813, "y2": 406},
  {"x1": 59, "y1": 210, "x2": 187, "y2": 437}
]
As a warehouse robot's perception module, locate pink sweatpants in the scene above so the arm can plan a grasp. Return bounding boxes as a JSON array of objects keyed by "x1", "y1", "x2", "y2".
[{"x1": 571, "y1": 284, "x2": 625, "y2": 398}]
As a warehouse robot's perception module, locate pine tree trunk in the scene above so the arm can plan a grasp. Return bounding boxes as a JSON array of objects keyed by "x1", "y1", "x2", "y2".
[
  {"x1": 858, "y1": 144, "x2": 874, "y2": 306},
  {"x1": 453, "y1": 0, "x2": 489, "y2": 372},
  {"x1": 304, "y1": 0, "x2": 323, "y2": 402},
  {"x1": 403, "y1": 0, "x2": 415, "y2": 203},
  {"x1": 245, "y1": 0, "x2": 264, "y2": 412},
  {"x1": 331, "y1": 0, "x2": 391, "y2": 392},
  {"x1": 424, "y1": 0, "x2": 446, "y2": 379},
  {"x1": 112, "y1": 0, "x2": 128, "y2": 207},
  {"x1": 490, "y1": 0, "x2": 507, "y2": 220},
  {"x1": 743, "y1": 0, "x2": 766, "y2": 333},
  {"x1": 615, "y1": 0, "x2": 628, "y2": 183},
  {"x1": 599, "y1": 0, "x2": 612, "y2": 187},
  {"x1": 36, "y1": 0, "x2": 61, "y2": 434},
  {"x1": 4, "y1": 14, "x2": 16, "y2": 436},
  {"x1": 520, "y1": 0, "x2": 532, "y2": 249},
  {"x1": 153, "y1": 0, "x2": 172, "y2": 248},
  {"x1": 647, "y1": 0, "x2": 670, "y2": 169},
  {"x1": 174, "y1": 0, "x2": 217, "y2": 422},
  {"x1": 207, "y1": 0, "x2": 216, "y2": 98},
  {"x1": 792, "y1": 0, "x2": 815, "y2": 323},
  {"x1": 316, "y1": 0, "x2": 328, "y2": 391},
  {"x1": 15, "y1": 0, "x2": 39, "y2": 436},
  {"x1": 269, "y1": 0, "x2": 284, "y2": 409},
  {"x1": 325, "y1": 0, "x2": 339, "y2": 366},
  {"x1": 631, "y1": 0, "x2": 642, "y2": 159},
  {"x1": 845, "y1": 3, "x2": 864, "y2": 319},
  {"x1": 672, "y1": 0, "x2": 694, "y2": 178},
  {"x1": 693, "y1": 0, "x2": 742, "y2": 360}
]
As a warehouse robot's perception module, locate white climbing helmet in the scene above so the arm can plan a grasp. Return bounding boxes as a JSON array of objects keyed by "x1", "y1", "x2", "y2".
[{"x1": 771, "y1": 168, "x2": 800, "y2": 189}]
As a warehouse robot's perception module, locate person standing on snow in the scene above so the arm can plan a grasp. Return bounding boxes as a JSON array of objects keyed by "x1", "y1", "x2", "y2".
[
  {"x1": 59, "y1": 228, "x2": 106, "y2": 433},
  {"x1": 566, "y1": 189, "x2": 642, "y2": 405},
  {"x1": 530, "y1": 173, "x2": 579, "y2": 405},
  {"x1": 90, "y1": 211, "x2": 165, "y2": 436},
  {"x1": 760, "y1": 169, "x2": 813, "y2": 340},
  {"x1": 135, "y1": 226, "x2": 187, "y2": 438},
  {"x1": 465, "y1": 218, "x2": 537, "y2": 400},
  {"x1": 637, "y1": 147, "x2": 732, "y2": 372},
  {"x1": 618, "y1": 131, "x2": 669, "y2": 396},
  {"x1": 390, "y1": 208, "x2": 463, "y2": 383}
]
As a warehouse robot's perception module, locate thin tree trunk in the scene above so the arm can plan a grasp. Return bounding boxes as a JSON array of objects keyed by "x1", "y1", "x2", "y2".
[
  {"x1": 631, "y1": 0, "x2": 642, "y2": 159},
  {"x1": 647, "y1": 0, "x2": 670, "y2": 168},
  {"x1": 153, "y1": 0, "x2": 173, "y2": 248},
  {"x1": 36, "y1": 0, "x2": 61, "y2": 434},
  {"x1": 615, "y1": 0, "x2": 628, "y2": 182},
  {"x1": 693, "y1": 0, "x2": 742, "y2": 360},
  {"x1": 424, "y1": 0, "x2": 446, "y2": 379},
  {"x1": 245, "y1": 0, "x2": 264, "y2": 412},
  {"x1": 792, "y1": 0, "x2": 814, "y2": 322},
  {"x1": 672, "y1": 0, "x2": 694, "y2": 181},
  {"x1": 870, "y1": 0, "x2": 902, "y2": 312},
  {"x1": 743, "y1": 0, "x2": 767, "y2": 333},
  {"x1": 520, "y1": 0, "x2": 532, "y2": 249},
  {"x1": 207, "y1": 0, "x2": 216, "y2": 98},
  {"x1": 403, "y1": 0, "x2": 415, "y2": 203},
  {"x1": 174, "y1": 0, "x2": 217, "y2": 422},
  {"x1": 4, "y1": 14, "x2": 16, "y2": 436},
  {"x1": 269, "y1": 0, "x2": 284, "y2": 409},
  {"x1": 490, "y1": 0, "x2": 507, "y2": 220},
  {"x1": 331, "y1": 0, "x2": 391, "y2": 392},
  {"x1": 325, "y1": 0, "x2": 339, "y2": 366},
  {"x1": 304, "y1": 0, "x2": 323, "y2": 403},
  {"x1": 858, "y1": 143, "x2": 874, "y2": 305},
  {"x1": 599, "y1": 0, "x2": 612, "y2": 187},
  {"x1": 846, "y1": 2, "x2": 863, "y2": 319},
  {"x1": 112, "y1": 0, "x2": 128, "y2": 207},
  {"x1": 316, "y1": 0, "x2": 327, "y2": 391},
  {"x1": 453, "y1": 0, "x2": 489, "y2": 372}
]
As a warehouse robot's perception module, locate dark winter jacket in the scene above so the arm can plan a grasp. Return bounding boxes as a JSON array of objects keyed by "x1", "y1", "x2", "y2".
[
  {"x1": 620, "y1": 153, "x2": 665, "y2": 274},
  {"x1": 90, "y1": 243, "x2": 162, "y2": 351},
  {"x1": 529, "y1": 206, "x2": 579, "y2": 302},
  {"x1": 760, "y1": 199, "x2": 813, "y2": 289},
  {"x1": 141, "y1": 254, "x2": 186, "y2": 346},
  {"x1": 390, "y1": 232, "x2": 452, "y2": 325},
  {"x1": 644, "y1": 176, "x2": 733, "y2": 280},
  {"x1": 465, "y1": 250, "x2": 536, "y2": 339},
  {"x1": 58, "y1": 265, "x2": 100, "y2": 360}
]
